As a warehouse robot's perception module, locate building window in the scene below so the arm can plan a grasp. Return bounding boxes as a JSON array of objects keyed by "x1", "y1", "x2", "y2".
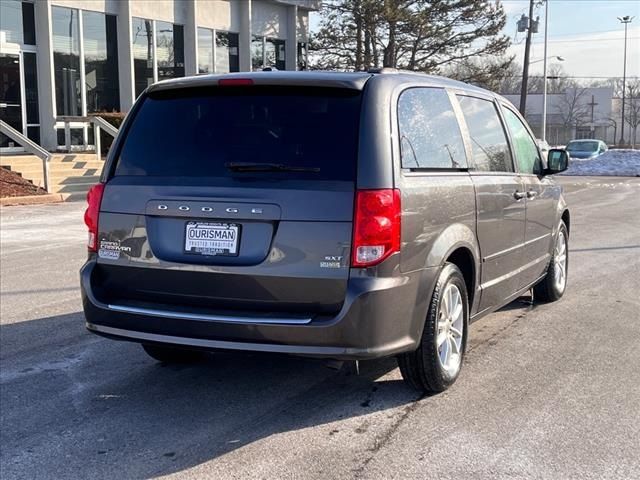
[
  {"x1": 52, "y1": 6, "x2": 81, "y2": 116},
  {"x1": 132, "y1": 18, "x2": 154, "y2": 98},
  {"x1": 297, "y1": 42, "x2": 307, "y2": 71},
  {"x1": 51, "y1": 6, "x2": 120, "y2": 148},
  {"x1": 132, "y1": 18, "x2": 185, "y2": 96},
  {"x1": 198, "y1": 28, "x2": 239, "y2": 74},
  {"x1": 251, "y1": 35, "x2": 263, "y2": 71},
  {"x1": 216, "y1": 31, "x2": 239, "y2": 73},
  {"x1": 252, "y1": 36, "x2": 285, "y2": 71},
  {"x1": 266, "y1": 38, "x2": 285, "y2": 70},
  {"x1": 197, "y1": 27, "x2": 214, "y2": 74},
  {"x1": 0, "y1": 0, "x2": 35, "y2": 45},
  {"x1": 83, "y1": 11, "x2": 119, "y2": 112},
  {"x1": 24, "y1": 51, "x2": 39, "y2": 143},
  {"x1": 156, "y1": 21, "x2": 184, "y2": 80}
]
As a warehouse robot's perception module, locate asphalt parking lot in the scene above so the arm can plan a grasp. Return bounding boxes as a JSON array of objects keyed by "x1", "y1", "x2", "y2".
[{"x1": 1, "y1": 177, "x2": 639, "y2": 480}]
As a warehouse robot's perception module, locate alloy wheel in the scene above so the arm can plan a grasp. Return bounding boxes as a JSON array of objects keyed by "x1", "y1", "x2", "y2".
[
  {"x1": 436, "y1": 284, "x2": 464, "y2": 375},
  {"x1": 554, "y1": 231, "x2": 568, "y2": 292}
]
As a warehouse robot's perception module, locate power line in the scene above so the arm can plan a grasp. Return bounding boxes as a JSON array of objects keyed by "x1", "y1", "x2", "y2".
[
  {"x1": 529, "y1": 36, "x2": 640, "y2": 45},
  {"x1": 541, "y1": 28, "x2": 640, "y2": 39}
]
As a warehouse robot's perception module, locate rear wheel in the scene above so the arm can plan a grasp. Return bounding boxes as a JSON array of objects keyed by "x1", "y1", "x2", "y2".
[
  {"x1": 142, "y1": 344, "x2": 205, "y2": 363},
  {"x1": 398, "y1": 263, "x2": 469, "y2": 394},
  {"x1": 534, "y1": 222, "x2": 568, "y2": 302}
]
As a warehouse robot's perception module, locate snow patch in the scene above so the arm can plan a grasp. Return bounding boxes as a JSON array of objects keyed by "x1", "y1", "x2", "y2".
[{"x1": 560, "y1": 149, "x2": 640, "y2": 177}]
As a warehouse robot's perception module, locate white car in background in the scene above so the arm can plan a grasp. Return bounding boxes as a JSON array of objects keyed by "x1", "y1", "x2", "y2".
[{"x1": 565, "y1": 139, "x2": 608, "y2": 160}]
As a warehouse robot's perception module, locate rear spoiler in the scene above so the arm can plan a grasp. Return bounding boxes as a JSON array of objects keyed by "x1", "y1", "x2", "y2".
[{"x1": 146, "y1": 71, "x2": 373, "y2": 93}]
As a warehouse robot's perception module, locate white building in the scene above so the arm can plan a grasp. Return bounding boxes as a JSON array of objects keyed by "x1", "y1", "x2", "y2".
[
  {"x1": 0, "y1": 0, "x2": 319, "y2": 152},
  {"x1": 504, "y1": 87, "x2": 615, "y2": 146}
]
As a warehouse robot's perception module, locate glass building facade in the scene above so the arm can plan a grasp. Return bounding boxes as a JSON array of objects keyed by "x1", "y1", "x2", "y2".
[
  {"x1": 198, "y1": 28, "x2": 240, "y2": 74},
  {"x1": 0, "y1": 0, "x2": 316, "y2": 151}
]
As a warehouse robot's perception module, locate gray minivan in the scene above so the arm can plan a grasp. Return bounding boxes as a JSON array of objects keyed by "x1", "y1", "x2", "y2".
[{"x1": 81, "y1": 70, "x2": 570, "y2": 393}]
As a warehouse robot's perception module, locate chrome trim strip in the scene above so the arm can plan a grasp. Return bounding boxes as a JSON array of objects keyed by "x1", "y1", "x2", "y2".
[
  {"x1": 87, "y1": 323, "x2": 345, "y2": 355},
  {"x1": 480, "y1": 253, "x2": 550, "y2": 290},
  {"x1": 483, "y1": 233, "x2": 551, "y2": 262},
  {"x1": 106, "y1": 304, "x2": 313, "y2": 325}
]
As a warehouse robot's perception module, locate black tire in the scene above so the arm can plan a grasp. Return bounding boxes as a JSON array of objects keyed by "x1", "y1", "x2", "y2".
[
  {"x1": 398, "y1": 263, "x2": 469, "y2": 394},
  {"x1": 534, "y1": 222, "x2": 569, "y2": 303},
  {"x1": 142, "y1": 344, "x2": 205, "y2": 363}
]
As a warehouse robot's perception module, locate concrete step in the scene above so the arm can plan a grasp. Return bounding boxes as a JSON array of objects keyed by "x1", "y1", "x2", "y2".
[
  {"x1": 51, "y1": 153, "x2": 105, "y2": 163},
  {"x1": 62, "y1": 192, "x2": 92, "y2": 202},
  {"x1": 2, "y1": 153, "x2": 104, "y2": 194},
  {"x1": 1, "y1": 153, "x2": 104, "y2": 165},
  {"x1": 0, "y1": 158, "x2": 44, "y2": 168},
  {"x1": 50, "y1": 159, "x2": 105, "y2": 168},
  {"x1": 51, "y1": 181, "x2": 97, "y2": 194},
  {"x1": 18, "y1": 164, "x2": 104, "y2": 177},
  {"x1": 1, "y1": 158, "x2": 104, "y2": 168},
  {"x1": 50, "y1": 174, "x2": 101, "y2": 185}
]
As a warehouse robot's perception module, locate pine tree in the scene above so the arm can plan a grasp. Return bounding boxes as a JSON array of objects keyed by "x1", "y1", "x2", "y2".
[{"x1": 311, "y1": 0, "x2": 512, "y2": 80}]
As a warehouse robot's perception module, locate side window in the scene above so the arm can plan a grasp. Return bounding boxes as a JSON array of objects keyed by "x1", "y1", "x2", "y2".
[
  {"x1": 398, "y1": 88, "x2": 467, "y2": 169},
  {"x1": 502, "y1": 107, "x2": 542, "y2": 174},
  {"x1": 456, "y1": 95, "x2": 513, "y2": 172}
]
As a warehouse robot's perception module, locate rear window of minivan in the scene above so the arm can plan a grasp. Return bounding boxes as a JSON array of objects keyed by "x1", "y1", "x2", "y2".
[{"x1": 114, "y1": 86, "x2": 362, "y2": 181}]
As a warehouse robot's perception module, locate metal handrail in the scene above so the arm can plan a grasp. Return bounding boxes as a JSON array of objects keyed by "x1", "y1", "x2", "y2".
[
  {"x1": 56, "y1": 115, "x2": 120, "y2": 161},
  {"x1": 0, "y1": 119, "x2": 52, "y2": 193}
]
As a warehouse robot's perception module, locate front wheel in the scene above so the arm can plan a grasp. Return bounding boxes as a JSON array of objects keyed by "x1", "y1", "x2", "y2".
[
  {"x1": 534, "y1": 222, "x2": 569, "y2": 302},
  {"x1": 398, "y1": 263, "x2": 469, "y2": 394}
]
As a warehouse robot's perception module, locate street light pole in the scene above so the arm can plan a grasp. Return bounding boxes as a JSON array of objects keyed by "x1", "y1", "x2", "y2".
[
  {"x1": 541, "y1": 0, "x2": 549, "y2": 142},
  {"x1": 618, "y1": 15, "x2": 634, "y2": 146},
  {"x1": 519, "y1": 0, "x2": 536, "y2": 115}
]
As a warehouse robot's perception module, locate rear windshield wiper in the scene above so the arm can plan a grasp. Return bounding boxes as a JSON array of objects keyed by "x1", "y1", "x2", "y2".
[{"x1": 224, "y1": 162, "x2": 320, "y2": 173}]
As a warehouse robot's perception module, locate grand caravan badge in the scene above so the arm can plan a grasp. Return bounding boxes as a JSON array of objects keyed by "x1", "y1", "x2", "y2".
[{"x1": 98, "y1": 240, "x2": 132, "y2": 260}]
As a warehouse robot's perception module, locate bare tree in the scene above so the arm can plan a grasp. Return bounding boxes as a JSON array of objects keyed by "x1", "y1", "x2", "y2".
[
  {"x1": 623, "y1": 79, "x2": 640, "y2": 148},
  {"x1": 442, "y1": 55, "x2": 516, "y2": 92},
  {"x1": 496, "y1": 63, "x2": 577, "y2": 95},
  {"x1": 555, "y1": 88, "x2": 590, "y2": 132}
]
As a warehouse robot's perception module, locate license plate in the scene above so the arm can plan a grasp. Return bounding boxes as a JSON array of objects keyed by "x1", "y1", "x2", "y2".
[{"x1": 184, "y1": 222, "x2": 240, "y2": 256}]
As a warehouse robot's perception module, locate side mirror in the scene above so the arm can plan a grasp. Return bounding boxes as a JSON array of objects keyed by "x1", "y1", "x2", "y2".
[{"x1": 545, "y1": 149, "x2": 569, "y2": 175}]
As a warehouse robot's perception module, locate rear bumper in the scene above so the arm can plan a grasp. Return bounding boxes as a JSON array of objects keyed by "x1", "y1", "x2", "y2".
[{"x1": 81, "y1": 260, "x2": 435, "y2": 360}]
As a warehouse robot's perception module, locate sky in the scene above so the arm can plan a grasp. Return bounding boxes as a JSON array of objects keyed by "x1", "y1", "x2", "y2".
[
  {"x1": 309, "y1": 0, "x2": 640, "y2": 79},
  {"x1": 502, "y1": 0, "x2": 640, "y2": 79}
]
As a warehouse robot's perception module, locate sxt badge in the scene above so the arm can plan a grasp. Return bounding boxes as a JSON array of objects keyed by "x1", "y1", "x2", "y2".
[{"x1": 320, "y1": 255, "x2": 343, "y2": 269}]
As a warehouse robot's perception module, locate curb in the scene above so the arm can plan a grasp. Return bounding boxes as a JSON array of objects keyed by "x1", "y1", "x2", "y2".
[{"x1": 0, "y1": 193, "x2": 67, "y2": 207}]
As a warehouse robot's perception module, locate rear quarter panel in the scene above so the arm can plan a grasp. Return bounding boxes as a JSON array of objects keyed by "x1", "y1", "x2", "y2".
[{"x1": 397, "y1": 173, "x2": 477, "y2": 273}]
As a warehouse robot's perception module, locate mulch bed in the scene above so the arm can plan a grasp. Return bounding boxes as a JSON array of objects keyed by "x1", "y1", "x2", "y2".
[{"x1": 0, "y1": 167, "x2": 47, "y2": 198}]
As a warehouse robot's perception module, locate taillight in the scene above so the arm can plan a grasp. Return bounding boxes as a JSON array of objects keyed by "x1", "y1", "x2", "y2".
[
  {"x1": 352, "y1": 189, "x2": 401, "y2": 267},
  {"x1": 84, "y1": 183, "x2": 105, "y2": 252}
]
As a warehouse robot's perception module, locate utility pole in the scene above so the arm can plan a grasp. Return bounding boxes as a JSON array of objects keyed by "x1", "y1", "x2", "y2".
[
  {"x1": 618, "y1": 15, "x2": 634, "y2": 146},
  {"x1": 541, "y1": 0, "x2": 549, "y2": 142},
  {"x1": 519, "y1": 0, "x2": 536, "y2": 115},
  {"x1": 587, "y1": 95, "x2": 598, "y2": 135}
]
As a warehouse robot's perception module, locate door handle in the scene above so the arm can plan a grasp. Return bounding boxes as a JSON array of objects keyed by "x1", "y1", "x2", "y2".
[
  {"x1": 513, "y1": 191, "x2": 526, "y2": 200},
  {"x1": 526, "y1": 191, "x2": 538, "y2": 199}
]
